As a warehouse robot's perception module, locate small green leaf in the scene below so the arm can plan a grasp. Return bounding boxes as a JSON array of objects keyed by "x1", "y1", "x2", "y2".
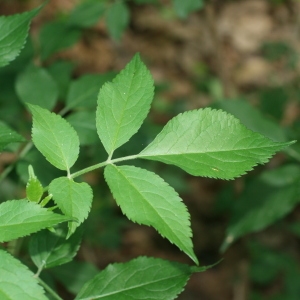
[
  {"x1": 66, "y1": 111, "x2": 98, "y2": 145},
  {"x1": 29, "y1": 225, "x2": 82, "y2": 269},
  {"x1": 105, "y1": 1, "x2": 130, "y2": 41},
  {"x1": 49, "y1": 177, "x2": 93, "y2": 237},
  {"x1": 68, "y1": 0, "x2": 105, "y2": 28},
  {"x1": 104, "y1": 165, "x2": 198, "y2": 264},
  {"x1": 26, "y1": 165, "x2": 44, "y2": 203},
  {"x1": 0, "y1": 200, "x2": 71, "y2": 242},
  {"x1": 173, "y1": 0, "x2": 204, "y2": 19},
  {"x1": 139, "y1": 108, "x2": 294, "y2": 180},
  {"x1": 75, "y1": 256, "x2": 193, "y2": 300},
  {"x1": 96, "y1": 54, "x2": 154, "y2": 156},
  {"x1": 66, "y1": 73, "x2": 116, "y2": 110},
  {"x1": 0, "y1": 249, "x2": 47, "y2": 300},
  {"x1": 0, "y1": 121, "x2": 25, "y2": 152},
  {"x1": 29, "y1": 104, "x2": 80, "y2": 172},
  {"x1": 0, "y1": 5, "x2": 42, "y2": 67},
  {"x1": 39, "y1": 20, "x2": 81, "y2": 60},
  {"x1": 16, "y1": 64, "x2": 58, "y2": 110}
]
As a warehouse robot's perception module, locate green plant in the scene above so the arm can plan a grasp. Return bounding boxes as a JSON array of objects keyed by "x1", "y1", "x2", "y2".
[{"x1": 0, "y1": 4, "x2": 297, "y2": 300}]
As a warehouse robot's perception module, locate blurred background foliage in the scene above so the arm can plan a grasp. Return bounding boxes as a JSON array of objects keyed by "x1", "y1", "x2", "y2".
[{"x1": 1, "y1": 0, "x2": 300, "y2": 299}]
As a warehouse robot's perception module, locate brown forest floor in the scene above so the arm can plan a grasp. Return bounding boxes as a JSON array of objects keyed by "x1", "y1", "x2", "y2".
[{"x1": 2, "y1": 0, "x2": 300, "y2": 299}]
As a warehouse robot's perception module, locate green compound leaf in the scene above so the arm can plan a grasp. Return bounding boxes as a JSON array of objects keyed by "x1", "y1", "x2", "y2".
[
  {"x1": 16, "y1": 64, "x2": 58, "y2": 110},
  {"x1": 139, "y1": 108, "x2": 294, "y2": 180},
  {"x1": 26, "y1": 166, "x2": 44, "y2": 203},
  {"x1": 104, "y1": 165, "x2": 198, "y2": 264},
  {"x1": 49, "y1": 177, "x2": 93, "y2": 238},
  {"x1": 0, "y1": 199, "x2": 71, "y2": 243},
  {"x1": 96, "y1": 54, "x2": 154, "y2": 156},
  {"x1": 0, "y1": 249, "x2": 47, "y2": 300},
  {"x1": 0, "y1": 122, "x2": 25, "y2": 152},
  {"x1": 29, "y1": 104, "x2": 80, "y2": 172},
  {"x1": 0, "y1": 5, "x2": 42, "y2": 68},
  {"x1": 105, "y1": 1, "x2": 130, "y2": 41},
  {"x1": 29, "y1": 225, "x2": 82, "y2": 269},
  {"x1": 75, "y1": 256, "x2": 193, "y2": 300},
  {"x1": 173, "y1": 0, "x2": 204, "y2": 19}
]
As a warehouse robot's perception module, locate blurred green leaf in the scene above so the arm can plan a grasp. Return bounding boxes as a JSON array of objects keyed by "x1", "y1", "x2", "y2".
[
  {"x1": 0, "y1": 5, "x2": 41, "y2": 67},
  {"x1": 16, "y1": 64, "x2": 58, "y2": 110},
  {"x1": 221, "y1": 165, "x2": 300, "y2": 251},
  {"x1": 39, "y1": 21, "x2": 81, "y2": 60},
  {"x1": 105, "y1": 2, "x2": 130, "y2": 41},
  {"x1": 51, "y1": 261, "x2": 98, "y2": 295},
  {"x1": 0, "y1": 121, "x2": 25, "y2": 152},
  {"x1": 68, "y1": 0, "x2": 105, "y2": 28},
  {"x1": 66, "y1": 73, "x2": 116, "y2": 110},
  {"x1": 173, "y1": 0, "x2": 204, "y2": 19},
  {"x1": 47, "y1": 61, "x2": 75, "y2": 99},
  {"x1": 66, "y1": 111, "x2": 98, "y2": 145},
  {"x1": 29, "y1": 225, "x2": 82, "y2": 269}
]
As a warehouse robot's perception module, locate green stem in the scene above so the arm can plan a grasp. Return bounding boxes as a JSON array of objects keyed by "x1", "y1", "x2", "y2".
[
  {"x1": 37, "y1": 278, "x2": 63, "y2": 300},
  {"x1": 70, "y1": 154, "x2": 138, "y2": 179}
]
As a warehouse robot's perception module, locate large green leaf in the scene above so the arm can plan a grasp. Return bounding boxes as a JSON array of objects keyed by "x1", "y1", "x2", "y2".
[
  {"x1": 0, "y1": 249, "x2": 47, "y2": 300},
  {"x1": 96, "y1": 54, "x2": 154, "y2": 156},
  {"x1": 105, "y1": 2, "x2": 130, "y2": 41},
  {"x1": 16, "y1": 64, "x2": 58, "y2": 110},
  {"x1": 0, "y1": 199, "x2": 70, "y2": 242},
  {"x1": 29, "y1": 104, "x2": 80, "y2": 172},
  {"x1": 0, "y1": 5, "x2": 41, "y2": 67},
  {"x1": 0, "y1": 122, "x2": 25, "y2": 152},
  {"x1": 139, "y1": 108, "x2": 294, "y2": 180},
  {"x1": 173, "y1": 0, "x2": 204, "y2": 19},
  {"x1": 221, "y1": 165, "x2": 300, "y2": 251},
  {"x1": 29, "y1": 225, "x2": 82, "y2": 269},
  {"x1": 49, "y1": 177, "x2": 93, "y2": 237},
  {"x1": 104, "y1": 165, "x2": 197, "y2": 264},
  {"x1": 75, "y1": 256, "x2": 193, "y2": 300}
]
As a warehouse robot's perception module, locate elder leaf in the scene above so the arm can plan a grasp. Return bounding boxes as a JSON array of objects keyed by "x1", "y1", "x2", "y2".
[
  {"x1": 0, "y1": 249, "x2": 47, "y2": 300},
  {"x1": 139, "y1": 108, "x2": 294, "y2": 180},
  {"x1": 96, "y1": 54, "x2": 154, "y2": 156},
  {"x1": 104, "y1": 165, "x2": 198, "y2": 264},
  {"x1": 29, "y1": 104, "x2": 80, "y2": 172},
  {"x1": 49, "y1": 177, "x2": 93, "y2": 238},
  {"x1": 0, "y1": 200, "x2": 70, "y2": 242}
]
